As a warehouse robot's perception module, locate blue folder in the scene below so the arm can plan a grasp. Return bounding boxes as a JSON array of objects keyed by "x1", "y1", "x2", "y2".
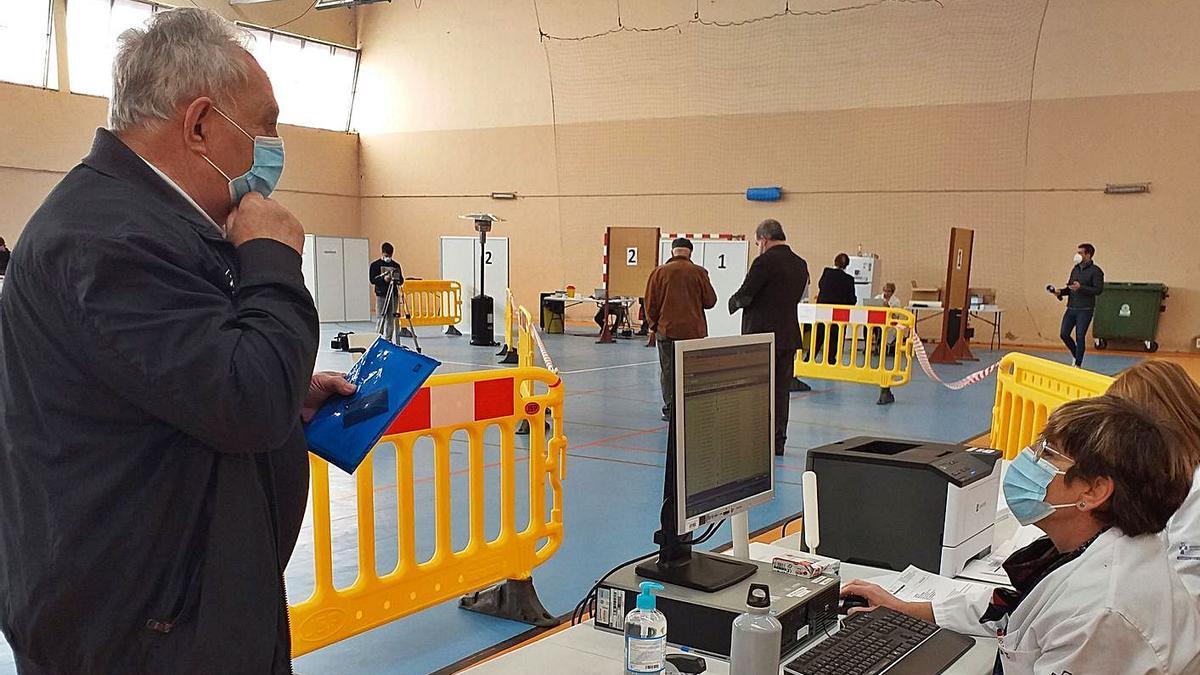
[{"x1": 304, "y1": 337, "x2": 440, "y2": 474}]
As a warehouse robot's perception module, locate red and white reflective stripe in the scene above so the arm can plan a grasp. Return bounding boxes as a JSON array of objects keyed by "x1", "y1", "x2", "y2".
[
  {"x1": 386, "y1": 377, "x2": 516, "y2": 435},
  {"x1": 797, "y1": 304, "x2": 889, "y2": 325},
  {"x1": 663, "y1": 233, "x2": 745, "y2": 241},
  {"x1": 908, "y1": 328, "x2": 1001, "y2": 391}
]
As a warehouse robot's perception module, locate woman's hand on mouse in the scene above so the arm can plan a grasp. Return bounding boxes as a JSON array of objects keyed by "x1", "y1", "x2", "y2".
[{"x1": 841, "y1": 580, "x2": 936, "y2": 622}]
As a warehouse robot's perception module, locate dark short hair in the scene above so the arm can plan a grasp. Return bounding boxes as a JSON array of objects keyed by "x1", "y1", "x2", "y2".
[
  {"x1": 0, "y1": 237, "x2": 5, "y2": 247},
  {"x1": 671, "y1": 237, "x2": 693, "y2": 251},
  {"x1": 381, "y1": 242, "x2": 394, "y2": 256},
  {"x1": 755, "y1": 219, "x2": 785, "y2": 242},
  {"x1": 1078, "y1": 243, "x2": 1095, "y2": 256},
  {"x1": 834, "y1": 253, "x2": 850, "y2": 268},
  {"x1": 1042, "y1": 395, "x2": 1192, "y2": 537}
]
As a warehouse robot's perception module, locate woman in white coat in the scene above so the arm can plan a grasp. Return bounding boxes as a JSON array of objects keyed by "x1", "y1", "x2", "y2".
[
  {"x1": 1109, "y1": 359, "x2": 1200, "y2": 600},
  {"x1": 842, "y1": 396, "x2": 1200, "y2": 674}
]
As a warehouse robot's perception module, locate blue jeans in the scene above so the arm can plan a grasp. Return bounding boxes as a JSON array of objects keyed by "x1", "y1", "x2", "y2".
[{"x1": 1060, "y1": 308, "x2": 1094, "y2": 366}]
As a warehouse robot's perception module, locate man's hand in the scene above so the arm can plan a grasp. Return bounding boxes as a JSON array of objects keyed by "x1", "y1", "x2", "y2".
[
  {"x1": 1069, "y1": 281, "x2": 1081, "y2": 291},
  {"x1": 226, "y1": 193, "x2": 305, "y2": 254},
  {"x1": 301, "y1": 371, "x2": 358, "y2": 423}
]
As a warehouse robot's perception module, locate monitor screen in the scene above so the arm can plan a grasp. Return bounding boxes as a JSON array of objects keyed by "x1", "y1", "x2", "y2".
[{"x1": 675, "y1": 335, "x2": 775, "y2": 533}]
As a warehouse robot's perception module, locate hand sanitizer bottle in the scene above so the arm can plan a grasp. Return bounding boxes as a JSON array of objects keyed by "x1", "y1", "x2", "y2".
[{"x1": 625, "y1": 581, "x2": 667, "y2": 675}]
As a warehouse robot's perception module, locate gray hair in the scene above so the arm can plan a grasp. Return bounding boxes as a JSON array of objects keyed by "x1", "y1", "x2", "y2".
[
  {"x1": 110, "y1": 8, "x2": 251, "y2": 132},
  {"x1": 755, "y1": 219, "x2": 786, "y2": 242}
]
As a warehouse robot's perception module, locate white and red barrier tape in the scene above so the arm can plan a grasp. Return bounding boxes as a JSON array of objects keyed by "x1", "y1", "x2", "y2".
[{"x1": 907, "y1": 328, "x2": 1001, "y2": 390}]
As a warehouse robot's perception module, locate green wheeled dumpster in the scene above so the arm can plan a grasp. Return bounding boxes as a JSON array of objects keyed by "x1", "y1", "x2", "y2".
[{"x1": 1093, "y1": 281, "x2": 1168, "y2": 352}]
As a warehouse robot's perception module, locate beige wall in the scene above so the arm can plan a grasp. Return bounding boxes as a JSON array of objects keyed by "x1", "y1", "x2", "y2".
[
  {"x1": 354, "y1": 0, "x2": 1200, "y2": 350},
  {"x1": 0, "y1": 0, "x2": 360, "y2": 249}
]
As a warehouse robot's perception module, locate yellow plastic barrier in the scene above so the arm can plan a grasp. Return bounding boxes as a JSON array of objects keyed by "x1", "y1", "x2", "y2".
[
  {"x1": 497, "y1": 289, "x2": 519, "y2": 363},
  {"x1": 289, "y1": 366, "x2": 568, "y2": 657},
  {"x1": 989, "y1": 353, "x2": 1114, "y2": 459},
  {"x1": 793, "y1": 303, "x2": 915, "y2": 404},
  {"x1": 401, "y1": 279, "x2": 463, "y2": 328}
]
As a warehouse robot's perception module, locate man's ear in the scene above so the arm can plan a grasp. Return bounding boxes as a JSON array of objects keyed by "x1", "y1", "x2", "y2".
[{"x1": 183, "y1": 97, "x2": 215, "y2": 155}]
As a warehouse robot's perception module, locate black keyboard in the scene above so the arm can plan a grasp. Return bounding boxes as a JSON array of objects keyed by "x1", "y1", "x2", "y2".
[{"x1": 784, "y1": 607, "x2": 969, "y2": 675}]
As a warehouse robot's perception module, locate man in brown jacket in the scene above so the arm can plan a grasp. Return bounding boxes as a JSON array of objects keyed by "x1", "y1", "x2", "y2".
[{"x1": 645, "y1": 238, "x2": 718, "y2": 421}]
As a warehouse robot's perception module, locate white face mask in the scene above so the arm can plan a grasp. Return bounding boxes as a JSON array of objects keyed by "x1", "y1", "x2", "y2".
[{"x1": 1073, "y1": 253, "x2": 1084, "y2": 264}]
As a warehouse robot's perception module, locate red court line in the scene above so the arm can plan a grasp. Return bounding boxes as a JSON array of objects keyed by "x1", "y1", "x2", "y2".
[{"x1": 569, "y1": 424, "x2": 667, "y2": 450}]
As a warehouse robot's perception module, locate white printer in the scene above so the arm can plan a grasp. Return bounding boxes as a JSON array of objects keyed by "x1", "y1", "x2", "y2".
[{"x1": 806, "y1": 437, "x2": 1001, "y2": 577}]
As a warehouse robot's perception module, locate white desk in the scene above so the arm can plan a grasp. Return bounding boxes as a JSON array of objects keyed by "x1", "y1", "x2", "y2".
[
  {"x1": 542, "y1": 294, "x2": 639, "y2": 338},
  {"x1": 908, "y1": 304, "x2": 1005, "y2": 350},
  {"x1": 465, "y1": 552, "x2": 997, "y2": 674}
]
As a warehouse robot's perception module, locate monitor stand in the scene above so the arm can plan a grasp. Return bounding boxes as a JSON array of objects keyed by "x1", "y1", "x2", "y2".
[
  {"x1": 638, "y1": 521, "x2": 758, "y2": 588},
  {"x1": 642, "y1": 413, "x2": 758, "y2": 592}
]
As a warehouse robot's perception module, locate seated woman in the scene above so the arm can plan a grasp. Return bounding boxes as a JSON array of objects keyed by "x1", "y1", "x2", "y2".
[
  {"x1": 841, "y1": 396, "x2": 1200, "y2": 673},
  {"x1": 1108, "y1": 359, "x2": 1200, "y2": 599}
]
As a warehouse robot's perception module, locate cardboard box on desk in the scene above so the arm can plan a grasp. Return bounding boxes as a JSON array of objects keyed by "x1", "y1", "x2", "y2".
[
  {"x1": 969, "y1": 287, "x2": 996, "y2": 305},
  {"x1": 911, "y1": 285, "x2": 941, "y2": 303},
  {"x1": 772, "y1": 551, "x2": 842, "y2": 579}
]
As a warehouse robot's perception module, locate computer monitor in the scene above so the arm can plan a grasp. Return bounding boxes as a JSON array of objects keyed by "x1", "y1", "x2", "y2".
[
  {"x1": 675, "y1": 335, "x2": 775, "y2": 534},
  {"x1": 636, "y1": 334, "x2": 775, "y2": 592}
]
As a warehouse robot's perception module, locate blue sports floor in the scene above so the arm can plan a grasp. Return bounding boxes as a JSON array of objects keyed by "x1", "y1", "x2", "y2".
[{"x1": 0, "y1": 326, "x2": 1140, "y2": 675}]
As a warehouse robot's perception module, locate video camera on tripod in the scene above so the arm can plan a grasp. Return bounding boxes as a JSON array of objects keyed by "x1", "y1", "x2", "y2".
[{"x1": 376, "y1": 267, "x2": 422, "y2": 353}]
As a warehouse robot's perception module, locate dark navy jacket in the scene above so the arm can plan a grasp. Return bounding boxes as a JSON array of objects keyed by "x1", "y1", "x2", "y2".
[
  {"x1": 0, "y1": 129, "x2": 318, "y2": 674},
  {"x1": 1065, "y1": 260, "x2": 1105, "y2": 310},
  {"x1": 729, "y1": 244, "x2": 810, "y2": 352}
]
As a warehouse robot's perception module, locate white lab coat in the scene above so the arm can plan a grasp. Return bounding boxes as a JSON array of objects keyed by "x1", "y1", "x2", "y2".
[
  {"x1": 932, "y1": 529, "x2": 1200, "y2": 674},
  {"x1": 1167, "y1": 466, "x2": 1200, "y2": 602}
]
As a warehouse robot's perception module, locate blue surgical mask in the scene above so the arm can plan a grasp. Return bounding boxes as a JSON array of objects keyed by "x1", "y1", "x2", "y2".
[
  {"x1": 1003, "y1": 445, "x2": 1077, "y2": 526},
  {"x1": 202, "y1": 107, "x2": 285, "y2": 204}
]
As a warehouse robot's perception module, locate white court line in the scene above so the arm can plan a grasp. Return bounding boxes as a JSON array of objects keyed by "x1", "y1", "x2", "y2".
[
  {"x1": 438, "y1": 360, "x2": 507, "y2": 370},
  {"x1": 560, "y1": 361, "x2": 658, "y2": 375}
]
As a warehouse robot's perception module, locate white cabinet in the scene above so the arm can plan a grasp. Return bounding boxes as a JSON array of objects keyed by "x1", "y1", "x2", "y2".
[
  {"x1": 302, "y1": 234, "x2": 371, "y2": 323},
  {"x1": 848, "y1": 254, "x2": 881, "y2": 305}
]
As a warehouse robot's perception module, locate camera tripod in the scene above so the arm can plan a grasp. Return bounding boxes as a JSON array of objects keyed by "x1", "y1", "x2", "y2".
[{"x1": 377, "y1": 276, "x2": 422, "y2": 354}]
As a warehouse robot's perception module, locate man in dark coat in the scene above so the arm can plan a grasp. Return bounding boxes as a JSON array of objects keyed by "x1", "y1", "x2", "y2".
[
  {"x1": 1052, "y1": 242, "x2": 1105, "y2": 367},
  {"x1": 728, "y1": 219, "x2": 810, "y2": 456},
  {"x1": 0, "y1": 9, "x2": 353, "y2": 674}
]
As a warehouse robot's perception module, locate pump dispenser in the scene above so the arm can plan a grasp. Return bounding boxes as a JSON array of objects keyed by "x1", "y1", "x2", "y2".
[{"x1": 625, "y1": 581, "x2": 668, "y2": 674}]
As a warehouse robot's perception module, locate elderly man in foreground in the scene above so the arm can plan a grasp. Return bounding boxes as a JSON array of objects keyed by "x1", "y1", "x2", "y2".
[{"x1": 0, "y1": 9, "x2": 352, "y2": 673}]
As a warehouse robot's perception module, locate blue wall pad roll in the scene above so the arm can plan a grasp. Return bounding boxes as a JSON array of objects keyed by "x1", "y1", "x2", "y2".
[{"x1": 746, "y1": 187, "x2": 782, "y2": 201}]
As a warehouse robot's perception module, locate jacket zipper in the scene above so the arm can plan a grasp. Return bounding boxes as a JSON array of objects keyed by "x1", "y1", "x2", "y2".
[{"x1": 282, "y1": 572, "x2": 295, "y2": 675}]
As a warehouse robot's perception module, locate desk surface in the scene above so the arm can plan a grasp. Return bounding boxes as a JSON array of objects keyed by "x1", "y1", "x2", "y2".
[
  {"x1": 907, "y1": 304, "x2": 1003, "y2": 314},
  {"x1": 465, "y1": 554, "x2": 997, "y2": 674},
  {"x1": 545, "y1": 294, "x2": 635, "y2": 303}
]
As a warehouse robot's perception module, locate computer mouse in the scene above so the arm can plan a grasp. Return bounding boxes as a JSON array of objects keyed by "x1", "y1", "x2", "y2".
[{"x1": 839, "y1": 594, "x2": 870, "y2": 614}]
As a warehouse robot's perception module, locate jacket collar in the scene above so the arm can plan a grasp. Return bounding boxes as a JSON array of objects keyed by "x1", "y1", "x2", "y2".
[{"x1": 81, "y1": 128, "x2": 227, "y2": 242}]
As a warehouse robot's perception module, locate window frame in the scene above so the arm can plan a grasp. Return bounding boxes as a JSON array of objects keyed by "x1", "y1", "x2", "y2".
[
  {"x1": 236, "y1": 21, "x2": 361, "y2": 132},
  {"x1": 0, "y1": 0, "x2": 58, "y2": 90}
]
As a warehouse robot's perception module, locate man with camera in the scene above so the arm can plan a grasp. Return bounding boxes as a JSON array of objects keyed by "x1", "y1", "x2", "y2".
[
  {"x1": 1050, "y1": 243, "x2": 1104, "y2": 368},
  {"x1": 370, "y1": 241, "x2": 403, "y2": 341}
]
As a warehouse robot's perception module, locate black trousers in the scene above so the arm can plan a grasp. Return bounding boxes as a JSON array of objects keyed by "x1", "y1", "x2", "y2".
[
  {"x1": 657, "y1": 337, "x2": 675, "y2": 416},
  {"x1": 1060, "y1": 308, "x2": 1094, "y2": 366},
  {"x1": 775, "y1": 346, "x2": 797, "y2": 452},
  {"x1": 813, "y1": 324, "x2": 841, "y2": 364}
]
